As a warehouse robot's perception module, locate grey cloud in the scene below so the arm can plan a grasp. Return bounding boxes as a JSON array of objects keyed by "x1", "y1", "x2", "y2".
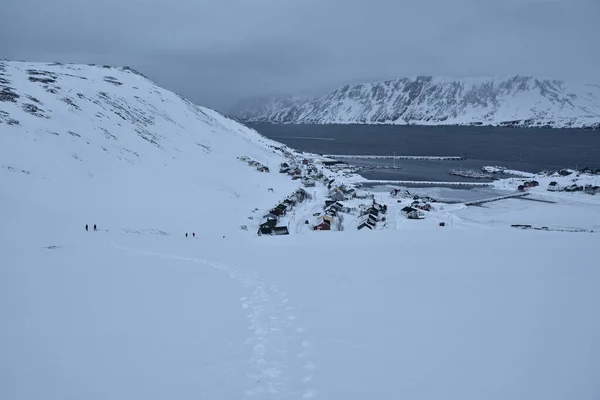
[{"x1": 1, "y1": 0, "x2": 598, "y2": 111}]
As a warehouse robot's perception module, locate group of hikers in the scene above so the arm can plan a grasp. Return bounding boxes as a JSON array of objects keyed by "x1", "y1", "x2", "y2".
[
  {"x1": 83, "y1": 224, "x2": 203, "y2": 238},
  {"x1": 85, "y1": 224, "x2": 97, "y2": 231}
]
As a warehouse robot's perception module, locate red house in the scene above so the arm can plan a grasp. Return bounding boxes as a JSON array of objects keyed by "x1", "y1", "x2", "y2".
[{"x1": 313, "y1": 221, "x2": 331, "y2": 231}]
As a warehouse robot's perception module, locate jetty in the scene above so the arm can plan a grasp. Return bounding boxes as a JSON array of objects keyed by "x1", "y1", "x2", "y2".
[
  {"x1": 361, "y1": 180, "x2": 492, "y2": 187},
  {"x1": 465, "y1": 192, "x2": 529, "y2": 206},
  {"x1": 323, "y1": 154, "x2": 466, "y2": 161}
]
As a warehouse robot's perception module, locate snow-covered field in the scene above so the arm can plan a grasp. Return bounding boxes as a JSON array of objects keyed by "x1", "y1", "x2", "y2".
[{"x1": 2, "y1": 61, "x2": 600, "y2": 400}]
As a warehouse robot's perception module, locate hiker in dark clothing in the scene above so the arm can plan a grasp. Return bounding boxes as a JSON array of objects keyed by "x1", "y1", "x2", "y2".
[
  {"x1": 85, "y1": 224, "x2": 88, "y2": 231},
  {"x1": 185, "y1": 233, "x2": 188, "y2": 238},
  {"x1": 93, "y1": 224, "x2": 97, "y2": 231},
  {"x1": 192, "y1": 232, "x2": 195, "y2": 238}
]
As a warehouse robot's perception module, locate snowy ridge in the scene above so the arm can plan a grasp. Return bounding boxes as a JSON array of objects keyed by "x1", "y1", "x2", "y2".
[{"x1": 248, "y1": 76, "x2": 600, "y2": 128}]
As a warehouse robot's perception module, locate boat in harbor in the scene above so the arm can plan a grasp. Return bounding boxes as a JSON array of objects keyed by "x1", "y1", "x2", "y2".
[
  {"x1": 482, "y1": 165, "x2": 506, "y2": 174},
  {"x1": 449, "y1": 168, "x2": 494, "y2": 179}
]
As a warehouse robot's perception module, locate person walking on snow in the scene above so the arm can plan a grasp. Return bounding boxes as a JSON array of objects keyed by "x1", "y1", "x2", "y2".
[
  {"x1": 85, "y1": 224, "x2": 88, "y2": 231},
  {"x1": 185, "y1": 233, "x2": 188, "y2": 238},
  {"x1": 192, "y1": 232, "x2": 195, "y2": 238},
  {"x1": 94, "y1": 224, "x2": 97, "y2": 231}
]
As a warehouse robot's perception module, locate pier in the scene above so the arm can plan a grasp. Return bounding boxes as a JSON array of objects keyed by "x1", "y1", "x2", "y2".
[
  {"x1": 465, "y1": 192, "x2": 530, "y2": 206},
  {"x1": 323, "y1": 154, "x2": 466, "y2": 161},
  {"x1": 360, "y1": 180, "x2": 492, "y2": 187}
]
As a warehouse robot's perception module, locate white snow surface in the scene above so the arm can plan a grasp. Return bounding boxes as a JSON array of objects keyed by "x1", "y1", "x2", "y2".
[
  {"x1": 2, "y1": 61, "x2": 600, "y2": 400},
  {"x1": 249, "y1": 76, "x2": 600, "y2": 128}
]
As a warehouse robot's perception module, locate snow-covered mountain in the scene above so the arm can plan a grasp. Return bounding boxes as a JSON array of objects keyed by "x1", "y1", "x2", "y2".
[
  {"x1": 0, "y1": 60, "x2": 300, "y2": 232},
  {"x1": 229, "y1": 95, "x2": 311, "y2": 121},
  {"x1": 249, "y1": 76, "x2": 600, "y2": 128}
]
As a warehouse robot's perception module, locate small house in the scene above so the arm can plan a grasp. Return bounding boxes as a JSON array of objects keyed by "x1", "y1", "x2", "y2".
[
  {"x1": 411, "y1": 201, "x2": 431, "y2": 211},
  {"x1": 401, "y1": 206, "x2": 417, "y2": 216},
  {"x1": 314, "y1": 221, "x2": 331, "y2": 231},
  {"x1": 302, "y1": 178, "x2": 316, "y2": 187},
  {"x1": 406, "y1": 209, "x2": 425, "y2": 220},
  {"x1": 258, "y1": 218, "x2": 277, "y2": 235},
  {"x1": 335, "y1": 202, "x2": 352, "y2": 213},
  {"x1": 390, "y1": 188, "x2": 411, "y2": 199},
  {"x1": 328, "y1": 202, "x2": 344, "y2": 212},
  {"x1": 547, "y1": 181, "x2": 563, "y2": 192},
  {"x1": 364, "y1": 207, "x2": 379, "y2": 217},
  {"x1": 421, "y1": 196, "x2": 438, "y2": 203},
  {"x1": 269, "y1": 207, "x2": 285, "y2": 217},
  {"x1": 257, "y1": 165, "x2": 270, "y2": 173},
  {"x1": 283, "y1": 199, "x2": 295, "y2": 208},
  {"x1": 329, "y1": 192, "x2": 346, "y2": 202},
  {"x1": 564, "y1": 184, "x2": 583, "y2": 192},
  {"x1": 294, "y1": 189, "x2": 308, "y2": 202}
]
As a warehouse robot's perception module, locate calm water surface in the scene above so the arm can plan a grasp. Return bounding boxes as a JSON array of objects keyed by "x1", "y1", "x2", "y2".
[{"x1": 249, "y1": 124, "x2": 600, "y2": 182}]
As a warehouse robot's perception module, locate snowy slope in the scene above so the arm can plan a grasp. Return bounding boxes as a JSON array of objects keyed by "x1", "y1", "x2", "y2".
[
  {"x1": 2, "y1": 61, "x2": 600, "y2": 400},
  {"x1": 0, "y1": 60, "x2": 299, "y2": 233},
  {"x1": 250, "y1": 76, "x2": 600, "y2": 128},
  {"x1": 229, "y1": 95, "x2": 312, "y2": 121}
]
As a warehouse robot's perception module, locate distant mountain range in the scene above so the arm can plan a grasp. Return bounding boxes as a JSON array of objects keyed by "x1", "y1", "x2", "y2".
[{"x1": 234, "y1": 76, "x2": 600, "y2": 129}]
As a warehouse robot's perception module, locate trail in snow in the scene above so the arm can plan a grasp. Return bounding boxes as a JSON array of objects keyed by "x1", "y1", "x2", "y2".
[{"x1": 109, "y1": 240, "x2": 318, "y2": 399}]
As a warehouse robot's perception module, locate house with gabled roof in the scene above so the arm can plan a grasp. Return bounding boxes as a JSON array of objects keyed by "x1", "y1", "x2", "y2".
[
  {"x1": 258, "y1": 218, "x2": 277, "y2": 235},
  {"x1": 314, "y1": 219, "x2": 331, "y2": 231}
]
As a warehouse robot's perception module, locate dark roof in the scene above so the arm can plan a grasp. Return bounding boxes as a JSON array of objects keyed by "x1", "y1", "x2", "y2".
[
  {"x1": 402, "y1": 206, "x2": 416, "y2": 213},
  {"x1": 260, "y1": 219, "x2": 277, "y2": 229}
]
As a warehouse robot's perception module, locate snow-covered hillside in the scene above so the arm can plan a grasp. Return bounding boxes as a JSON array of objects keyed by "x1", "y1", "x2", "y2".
[
  {"x1": 249, "y1": 76, "x2": 600, "y2": 128},
  {"x1": 0, "y1": 60, "x2": 299, "y2": 233},
  {"x1": 229, "y1": 95, "x2": 311, "y2": 121},
  {"x1": 2, "y1": 61, "x2": 599, "y2": 400}
]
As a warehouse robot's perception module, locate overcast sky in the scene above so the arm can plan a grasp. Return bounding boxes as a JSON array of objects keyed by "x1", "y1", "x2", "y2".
[{"x1": 1, "y1": 0, "x2": 598, "y2": 112}]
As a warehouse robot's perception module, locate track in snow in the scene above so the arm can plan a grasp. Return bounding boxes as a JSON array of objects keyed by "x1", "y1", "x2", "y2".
[{"x1": 110, "y1": 240, "x2": 318, "y2": 399}]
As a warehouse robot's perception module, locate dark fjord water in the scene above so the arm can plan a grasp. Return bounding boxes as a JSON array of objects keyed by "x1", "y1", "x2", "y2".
[{"x1": 249, "y1": 124, "x2": 600, "y2": 183}]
